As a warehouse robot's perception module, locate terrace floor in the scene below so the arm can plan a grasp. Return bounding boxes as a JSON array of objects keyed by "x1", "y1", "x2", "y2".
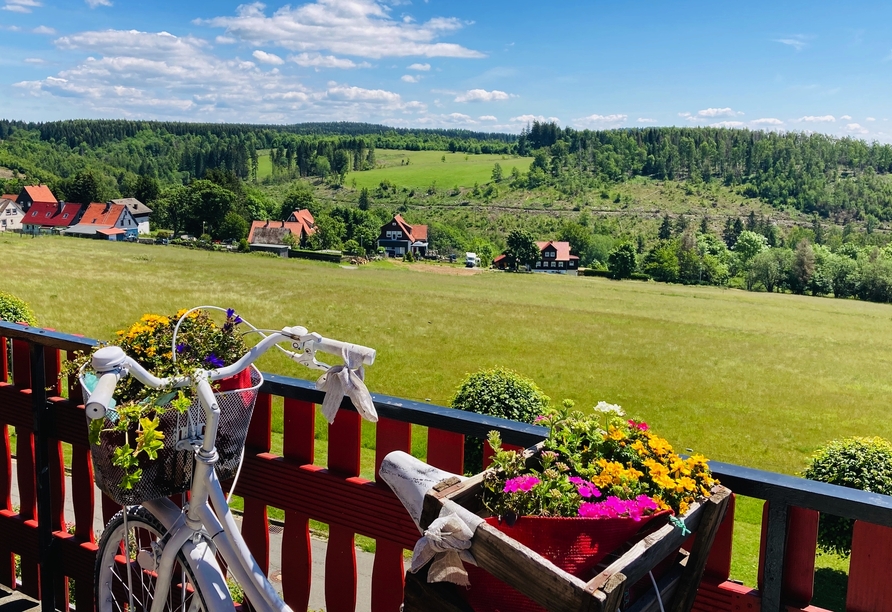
[{"x1": 0, "y1": 585, "x2": 38, "y2": 612}]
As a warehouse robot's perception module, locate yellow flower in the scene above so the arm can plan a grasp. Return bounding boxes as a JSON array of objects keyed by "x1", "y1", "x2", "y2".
[
  {"x1": 631, "y1": 440, "x2": 647, "y2": 455},
  {"x1": 647, "y1": 435, "x2": 672, "y2": 456},
  {"x1": 607, "y1": 426, "x2": 625, "y2": 441}
]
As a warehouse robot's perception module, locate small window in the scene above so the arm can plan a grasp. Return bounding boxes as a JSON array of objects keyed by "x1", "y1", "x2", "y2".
[
  {"x1": 31, "y1": 211, "x2": 37, "y2": 217},
  {"x1": 535, "y1": 261, "x2": 541, "y2": 268},
  {"x1": 63, "y1": 213, "x2": 69, "y2": 219},
  {"x1": 46, "y1": 212, "x2": 51, "y2": 218},
  {"x1": 2, "y1": 220, "x2": 6, "y2": 227},
  {"x1": 559, "y1": 261, "x2": 564, "y2": 268}
]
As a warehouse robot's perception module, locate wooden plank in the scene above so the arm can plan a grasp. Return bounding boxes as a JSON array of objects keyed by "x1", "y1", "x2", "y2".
[
  {"x1": 371, "y1": 539, "x2": 405, "y2": 612},
  {"x1": 0, "y1": 424, "x2": 12, "y2": 588},
  {"x1": 669, "y1": 487, "x2": 731, "y2": 612},
  {"x1": 847, "y1": 521, "x2": 892, "y2": 612},
  {"x1": 246, "y1": 392, "x2": 272, "y2": 452},
  {"x1": 704, "y1": 493, "x2": 734, "y2": 581},
  {"x1": 375, "y1": 416, "x2": 411, "y2": 480},
  {"x1": 426, "y1": 429, "x2": 464, "y2": 475},
  {"x1": 281, "y1": 398, "x2": 314, "y2": 612},
  {"x1": 468, "y1": 522, "x2": 595, "y2": 612},
  {"x1": 421, "y1": 472, "x2": 487, "y2": 531},
  {"x1": 242, "y1": 498, "x2": 269, "y2": 575},
  {"x1": 282, "y1": 509, "x2": 312, "y2": 612},
  {"x1": 586, "y1": 499, "x2": 709, "y2": 592},
  {"x1": 757, "y1": 501, "x2": 818, "y2": 609},
  {"x1": 626, "y1": 562, "x2": 684, "y2": 612},
  {"x1": 70, "y1": 444, "x2": 94, "y2": 544},
  {"x1": 328, "y1": 409, "x2": 361, "y2": 477},
  {"x1": 324, "y1": 527, "x2": 357, "y2": 612}
]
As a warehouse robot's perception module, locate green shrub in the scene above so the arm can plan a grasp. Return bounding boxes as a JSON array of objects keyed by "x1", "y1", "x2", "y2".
[
  {"x1": 0, "y1": 292, "x2": 37, "y2": 326},
  {"x1": 583, "y1": 269, "x2": 613, "y2": 278},
  {"x1": 450, "y1": 368, "x2": 549, "y2": 474},
  {"x1": 237, "y1": 238, "x2": 250, "y2": 253},
  {"x1": 803, "y1": 436, "x2": 892, "y2": 556}
]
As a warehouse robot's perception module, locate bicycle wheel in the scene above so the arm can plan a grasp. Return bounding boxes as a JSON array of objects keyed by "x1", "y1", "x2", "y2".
[{"x1": 95, "y1": 506, "x2": 206, "y2": 612}]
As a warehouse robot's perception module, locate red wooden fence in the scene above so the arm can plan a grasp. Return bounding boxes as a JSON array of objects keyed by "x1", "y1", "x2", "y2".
[{"x1": 3, "y1": 328, "x2": 892, "y2": 611}]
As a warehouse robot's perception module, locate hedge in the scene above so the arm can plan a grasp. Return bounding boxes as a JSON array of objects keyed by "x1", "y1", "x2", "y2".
[
  {"x1": 582, "y1": 269, "x2": 651, "y2": 281},
  {"x1": 289, "y1": 249, "x2": 343, "y2": 263}
]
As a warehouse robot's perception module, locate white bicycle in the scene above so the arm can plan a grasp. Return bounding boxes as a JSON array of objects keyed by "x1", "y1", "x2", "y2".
[{"x1": 82, "y1": 311, "x2": 378, "y2": 612}]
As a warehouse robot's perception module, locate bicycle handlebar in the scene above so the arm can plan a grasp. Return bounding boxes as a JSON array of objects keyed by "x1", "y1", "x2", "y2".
[{"x1": 84, "y1": 326, "x2": 376, "y2": 420}]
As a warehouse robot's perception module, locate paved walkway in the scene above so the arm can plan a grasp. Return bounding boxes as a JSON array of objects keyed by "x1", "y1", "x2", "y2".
[{"x1": 8, "y1": 462, "x2": 384, "y2": 612}]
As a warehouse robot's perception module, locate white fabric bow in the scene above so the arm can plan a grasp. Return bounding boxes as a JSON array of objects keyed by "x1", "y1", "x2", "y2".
[
  {"x1": 316, "y1": 350, "x2": 378, "y2": 423},
  {"x1": 410, "y1": 511, "x2": 477, "y2": 586}
]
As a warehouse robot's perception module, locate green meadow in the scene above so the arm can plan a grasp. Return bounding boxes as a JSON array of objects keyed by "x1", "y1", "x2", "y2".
[
  {"x1": 1, "y1": 234, "x2": 875, "y2": 603},
  {"x1": 256, "y1": 149, "x2": 533, "y2": 190}
]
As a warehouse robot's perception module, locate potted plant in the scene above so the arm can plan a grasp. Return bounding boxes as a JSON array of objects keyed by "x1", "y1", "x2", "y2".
[
  {"x1": 75, "y1": 307, "x2": 259, "y2": 504},
  {"x1": 463, "y1": 400, "x2": 717, "y2": 612}
]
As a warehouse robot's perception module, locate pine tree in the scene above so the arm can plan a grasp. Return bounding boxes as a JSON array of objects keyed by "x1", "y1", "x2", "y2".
[{"x1": 659, "y1": 215, "x2": 672, "y2": 240}]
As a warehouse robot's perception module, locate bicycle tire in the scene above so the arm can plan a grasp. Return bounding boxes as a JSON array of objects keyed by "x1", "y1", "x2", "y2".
[{"x1": 95, "y1": 506, "x2": 207, "y2": 612}]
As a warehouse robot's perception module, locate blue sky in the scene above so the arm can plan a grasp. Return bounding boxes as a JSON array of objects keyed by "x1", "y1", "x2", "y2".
[{"x1": 1, "y1": 0, "x2": 891, "y2": 140}]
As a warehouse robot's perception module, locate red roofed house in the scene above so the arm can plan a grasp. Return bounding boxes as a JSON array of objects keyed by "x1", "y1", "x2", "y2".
[
  {"x1": 377, "y1": 214, "x2": 428, "y2": 258},
  {"x1": 21, "y1": 202, "x2": 85, "y2": 235},
  {"x1": 247, "y1": 209, "x2": 316, "y2": 247},
  {"x1": 493, "y1": 240, "x2": 579, "y2": 275},
  {"x1": 64, "y1": 202, "x2": 139, "y2": 240},
  {"x1": 16, "y1": 185, "x2": 58, "y2": 213}
]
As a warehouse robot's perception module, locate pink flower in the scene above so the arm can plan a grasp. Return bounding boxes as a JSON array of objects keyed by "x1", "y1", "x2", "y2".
[
  {"x1": 534, "y1": 415, "x2": 548, "y2": 423},
  {"x1": 568, "y1": 476, "x2": 585, "y2": 485},
  {"x1": 503, "y1": 475, "x2": 540, "y2": 493},
  {"x1": 628, "y1": 419, "x2": 649, "y2": 431},
  {"x1": 577, "y1": 495, "x2": 658, "y2": 520},
  {"x1": 578, "y1": 484, "x2": 601, "y2": 499}
]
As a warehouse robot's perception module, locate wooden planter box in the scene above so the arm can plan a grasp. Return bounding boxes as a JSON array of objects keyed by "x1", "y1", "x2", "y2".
[{"x1": 405, "y1": 469, "x2": 731, "y2": 612}]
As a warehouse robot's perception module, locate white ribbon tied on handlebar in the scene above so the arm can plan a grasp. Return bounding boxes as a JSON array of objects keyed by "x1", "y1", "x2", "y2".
[{"x1": 315, "y1": 349, "x2": 378, "y2": 423}]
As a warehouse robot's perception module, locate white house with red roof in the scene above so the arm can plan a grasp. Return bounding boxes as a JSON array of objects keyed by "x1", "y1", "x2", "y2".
[
  {"x1": 247, "y1": 209, "x2": 316, "y2": 247},
  {"x1": 377, "y1": 214, "x2": 428, "y2": 257},
  {"x1": 0, "y1": 197, "x2": 23, "y2": 232},
  {"x1": 64, "y1": 202, "x2": 139, "y2": 240},
  {"x1": 21, "y1": 202, "x2": 85, "y2": 235},
  {"x1": 15, "y1": 185, "x2": 57, "y2": 213},
  {"x1": 493, "y1": 240, "x2": 579, "y2": 275},
  {"x1": 111, "y1": 198, "x2": 153, "y2": 234}
]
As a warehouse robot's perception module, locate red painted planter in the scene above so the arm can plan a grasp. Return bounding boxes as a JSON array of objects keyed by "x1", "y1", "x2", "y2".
[{"x1": 462, "y1": 512, "x2": 670, "y2": 612}]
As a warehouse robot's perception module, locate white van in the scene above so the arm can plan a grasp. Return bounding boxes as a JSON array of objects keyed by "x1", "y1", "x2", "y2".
[{"x1": 465, "y1": 252, "x2": 480, "y2": 268}]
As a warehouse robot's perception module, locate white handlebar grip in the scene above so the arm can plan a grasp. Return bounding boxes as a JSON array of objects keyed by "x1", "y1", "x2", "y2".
[
  {"x1": 85, "y1": 371, "x2": 120, "y2": 420},
  {"x1": 315, "y1": 338, "x2": 376, "y2": 365}
]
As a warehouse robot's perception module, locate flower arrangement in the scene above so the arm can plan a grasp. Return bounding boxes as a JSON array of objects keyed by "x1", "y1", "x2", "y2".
[
  {"x1": 482, "y1": 400, "x2": 716, "y2": 523},
  {"x1": 76, "y1": 308, "x2": 249, "y2": 490}
]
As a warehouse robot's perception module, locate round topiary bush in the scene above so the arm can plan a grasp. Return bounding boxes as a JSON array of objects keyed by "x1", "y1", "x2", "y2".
[
  {"x1": 0, "y1": 292, "x2": 37, "y2": 326},
  {"x1": 450, "y1": 367, "x2": 550, "y2": 474},
  {"x1": 803, "y1": 436, "x2": 892, "y2": 556}
]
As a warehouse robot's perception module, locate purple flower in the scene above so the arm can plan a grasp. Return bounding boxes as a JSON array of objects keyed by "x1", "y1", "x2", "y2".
[
  {"x1": 176, "y1": 343, "x2": 188, "y2": 354},
  {"x1": 204, "y1": 353, "x2": 225, "y2": 368},
  {"x1": 578, "y1": 484, "x2": 601, "y2": 499},
  {"x1": 568, "y1": 476, "x2": 585, "y2": 486},
  {"x1": 226, "y1": 308, "x2": 243, "y2": 326},
  {"x1": 503, "y1": 476, "x2": 540, "y2": 494},
  {"x1": 226, "y1": 308, "x2": 235, "y2": 319}
]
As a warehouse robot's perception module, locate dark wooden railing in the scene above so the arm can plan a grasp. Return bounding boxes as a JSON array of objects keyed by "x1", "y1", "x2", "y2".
[{"x1": 2, "y1": 321, "x2": 892, "y2": 612}]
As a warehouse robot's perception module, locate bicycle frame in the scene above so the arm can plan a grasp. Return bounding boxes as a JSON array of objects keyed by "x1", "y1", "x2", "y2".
[{"x1": 145, "y1": 376, "x2": 291, "y2": 612}]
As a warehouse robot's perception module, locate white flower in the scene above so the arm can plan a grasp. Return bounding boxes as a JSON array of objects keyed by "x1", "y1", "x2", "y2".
[{"x1": 594, "y1": 401, "x2": 625, "y2": 417}]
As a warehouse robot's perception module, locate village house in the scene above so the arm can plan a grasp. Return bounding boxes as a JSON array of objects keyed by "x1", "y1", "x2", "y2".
[
  {"x1": 110, "y1": 198, "x2": 153, "y2": 234},
  {"x1": 0, "y1": 197, "x2": 23, "y2": 232},
  {"x1": 15, "y1": 184, "x2": 57, "y2": 213},
  {"x1": 377, "y1": 214, "x2": 428, "y2": 257},
  {"x1": 247, "y1": 209, "x2": 316, "y2": 248},
  {"x1": 21, "y1": 202, "x2": 85, "y2": 235},
  {"x1": 493, "y1": 240, "x2": 579, "y2": 275},
  {"x1": 64, "y1": 202, "x2": 139, "y2": 241}
]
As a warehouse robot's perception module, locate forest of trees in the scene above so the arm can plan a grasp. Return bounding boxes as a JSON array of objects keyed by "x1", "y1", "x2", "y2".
[{"x1": 6, "y1": 119, "x2": 892, "y2": 305}]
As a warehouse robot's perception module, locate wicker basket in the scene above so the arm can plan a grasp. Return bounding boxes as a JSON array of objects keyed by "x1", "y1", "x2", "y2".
[{"x1": 80, "y1": 365, "x2": 263, "y2": 505}]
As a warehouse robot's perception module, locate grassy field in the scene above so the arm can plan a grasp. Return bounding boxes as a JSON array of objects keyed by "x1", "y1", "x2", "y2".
[
  {"x1": 256, "y1": 149, "x2": 533, "y2": 190},
  {"x1": 1, "y1": 234, "x2": 877, "y2": 605}
]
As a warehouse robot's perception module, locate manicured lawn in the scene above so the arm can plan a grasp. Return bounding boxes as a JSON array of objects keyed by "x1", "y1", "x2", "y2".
[
  {"x1": 346, "y1": 149, "x2": 533, "y2": 190},
  {"x1": 1, "y1": 234, "x2": 881, "y2": 599}
]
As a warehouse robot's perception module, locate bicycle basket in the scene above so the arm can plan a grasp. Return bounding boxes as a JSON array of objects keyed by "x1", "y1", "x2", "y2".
[{"x1": 80, "y1": 365, "x2": 263, "y2": 505}]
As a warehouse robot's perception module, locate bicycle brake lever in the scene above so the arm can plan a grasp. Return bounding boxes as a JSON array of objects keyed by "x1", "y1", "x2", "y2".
[{"x1": 282, "y1": 328, "x2": 332, "y2": 371}]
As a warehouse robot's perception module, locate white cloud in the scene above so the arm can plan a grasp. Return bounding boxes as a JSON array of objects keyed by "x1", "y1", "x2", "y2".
[
  {"x1": 32, "y1": 25, "x2": 55, "y2": 34},
  {"x1": 697, "y1": 107, "x2": 743, "y2": 118},
  {"x1": 216, "y1": 35, "x2": 238, "y2": 44},
  {"x1": 401, "y1": 74, "x2": 420, "y2": 82},
  {"x1": 2, "y1": 0, "x2": 41, "y2": 13},
  {"x1": 840, "y1": 114, "x2": 852, "y2": 120},
  {"x1": 678, "y1": 112, "x2": 692, "y2": 118},
  {"x1": 454, "y1": 88, "x2": 511, "y2": 103},
  {"x1": 85, "y1": 0, "x2": 112, "y2": 7},
  {"x1": 637, "y1": 117, "x2": 656, "y2": 123},
  {"x1": 252, "y1": 50, "x2": 284, "y2": 65},
  {"x1": 407, "y1": 62, "x2": 430, "y2": 71},
  {"x1": 199, "y1": 0, "x2": 485, "y2": 59},
  {"x1": 867, "y1": 117, "x2": 876, "y2": 122},
  {"x1": 289, "y1": 52, "x2": 370, "y2": 69},
  {"x1": 23, "y1": 57, "x2": 47, "y2": 64},
  {"x1": 797, "y1": 115, "x2": 836, "y2": 123},
  {"x1": 846, "y1": 123, "x2": 869, "y2": 134},
  {"x1": 710, "y1": 121, "x2": 746, "y2": 128},
  {"x1": 775, "y1": 35, "x2": 809, "y2": 51},
  {"x1": 478, "y1": 115, "x2": 497, "y2": 121},
  {"x1": 325, "y1": 83, "x2": 402, "y2": 104},
  {"x1": 575, "y1": 113, "x2": 628, "y2": 127},
  {"x1": 751, "y1": 117, "x2": 783, "y2": 125},
  {"x1": 510, "y1": 114, "x2": 560, "y2": 124}
]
